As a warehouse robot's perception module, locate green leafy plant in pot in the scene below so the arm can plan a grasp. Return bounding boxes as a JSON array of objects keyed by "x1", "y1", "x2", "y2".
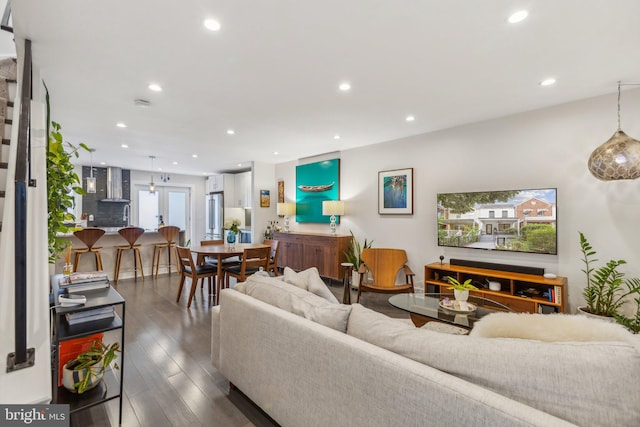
[
  {"x1": 578, "y1": 231, "x2": 640, "y2": 333},
  {"x1": 446, "y1": 277, "x2": 478, "y2": 302},
  {"x1": 45, "y1": 83, "x2": 90, "y2": 263},
  {"x1": 344, "y1": 230, "x2": 373, "y2": 288},
  {"x1": 62, "y1": 339, "x2": 120, "y2": 394}
]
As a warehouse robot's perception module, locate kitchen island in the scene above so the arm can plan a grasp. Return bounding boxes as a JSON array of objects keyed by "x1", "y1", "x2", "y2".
[{"x1": 55, "y1": 228, "x2": 186, "y2": 281}]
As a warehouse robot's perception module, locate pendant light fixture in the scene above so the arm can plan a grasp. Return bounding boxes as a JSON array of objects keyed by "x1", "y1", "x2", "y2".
[
  {"x1": 588, "y1": 81, "x2": 640, "y2": 180},
  {"x1": 86, "y1": 149, "x2": 96, "y2": 193},
  {"x1": 148, "y1": 156, "x2": 156, "y2": 194}
]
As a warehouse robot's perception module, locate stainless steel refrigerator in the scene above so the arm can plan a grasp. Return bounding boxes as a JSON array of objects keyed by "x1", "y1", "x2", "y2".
[{"x1": 205, "y1": 192, "x2": 224, "y2": 239}]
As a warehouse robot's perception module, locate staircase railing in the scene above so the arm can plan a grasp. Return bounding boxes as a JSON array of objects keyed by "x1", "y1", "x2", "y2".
[{"x1": 6, "y1": 25, "x2": 34, "y2": 371}]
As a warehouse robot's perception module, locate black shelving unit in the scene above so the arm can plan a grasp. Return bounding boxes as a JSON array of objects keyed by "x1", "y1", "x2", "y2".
[{"x1": 50, "y1": 275, "x2": 125, "y2": 425}]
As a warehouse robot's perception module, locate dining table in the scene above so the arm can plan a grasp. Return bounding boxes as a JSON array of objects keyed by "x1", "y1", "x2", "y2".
[{"x1": 189, "y1": 242, "x2": 271, "y2": 304}]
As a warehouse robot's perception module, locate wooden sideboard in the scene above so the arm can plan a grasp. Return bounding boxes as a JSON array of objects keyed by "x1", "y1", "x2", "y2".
[{"x1": 273, "y1": 231, "x2": 352, "y2": 281}]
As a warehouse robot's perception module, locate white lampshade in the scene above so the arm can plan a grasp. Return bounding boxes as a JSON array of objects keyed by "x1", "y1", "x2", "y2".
[
  {"x1": 277, "y1": 202, "x2": 296, "y2": 216},
  {"x1": 322, "y1": 200, "x2": 344, "y2": 216}
]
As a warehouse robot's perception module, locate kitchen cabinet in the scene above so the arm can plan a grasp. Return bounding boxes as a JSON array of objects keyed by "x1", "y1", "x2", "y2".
[
  {"x1": 273, "y1": 231, "x2": 351, "y2": 281},
  {"x1": 234, "y1": 171, "x2": 252, "y2": 208},
  {"x1": 207, "y1": 173, "x2": 234, "y2": 194}
]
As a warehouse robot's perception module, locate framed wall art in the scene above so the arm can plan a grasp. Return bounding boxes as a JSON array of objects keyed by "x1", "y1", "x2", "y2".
[
  {"x1": 277, "y1": 180, "x2": 284, "y2": 203},
  {"x1": 260, "y1": 190, "x2": 270, "y2": 207},
  {"x1": 296, "y1": 158, "x2": 340, "y2": 223},
  {"x1": 378, "y1": 168, "x2": 413, "y2": 215}
]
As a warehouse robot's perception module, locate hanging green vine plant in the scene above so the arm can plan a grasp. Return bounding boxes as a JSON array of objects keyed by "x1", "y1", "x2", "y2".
[{"x1": 45, "y1": 83, "x2": 90, "y2": 262}]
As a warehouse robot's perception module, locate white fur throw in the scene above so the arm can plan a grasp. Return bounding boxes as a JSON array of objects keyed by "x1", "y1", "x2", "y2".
[{"x1": 470, "y1": 312, "x2": 634, "y2": 343}]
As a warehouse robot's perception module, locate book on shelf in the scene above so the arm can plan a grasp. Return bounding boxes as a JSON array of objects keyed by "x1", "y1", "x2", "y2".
[
  {"x1": 58, "y1": 271, "x2": 109, "y2": 287},
  {"x1": 65, "y1": 280, "x2": 110, "y2": 294},
  {"x1": 65, "y1": 306, "x2": 115, "y2": 325},
  {"x1": 554, "y1": 285, "x2": 562, "y2": 305}
]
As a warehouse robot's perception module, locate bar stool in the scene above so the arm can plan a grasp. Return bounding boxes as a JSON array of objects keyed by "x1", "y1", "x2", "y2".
[
  {"x1": 72, "y1": 227, "x2": 106, "y2": 272},
  {"x1": 151, "y1": 225, "x2": 180, "y2": 277},
  {"x1": 113, "y1": 226, "x2": 145, "y2": 284}
]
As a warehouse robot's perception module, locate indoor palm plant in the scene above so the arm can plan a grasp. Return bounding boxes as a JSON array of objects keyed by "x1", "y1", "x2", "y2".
[
  {"x1": 62, "y1": 339, "x2": 120, "y2": 393},
  {"x1": 578, "y1": 231, "x2": 640, "y2": 332},
  {"x1": 344, "y1": 230, "x2": 373, "y2": 288}
]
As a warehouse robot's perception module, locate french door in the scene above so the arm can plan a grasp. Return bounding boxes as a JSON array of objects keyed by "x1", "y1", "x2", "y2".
[{"x1": 136, "y1": 185, "x2": 190, "y2": 233}]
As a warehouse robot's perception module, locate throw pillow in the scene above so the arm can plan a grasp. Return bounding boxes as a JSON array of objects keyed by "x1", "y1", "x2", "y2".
[
  {"x1": 240, "y1": 274, "x2": 351, "y2": 332},
  {"x1": 283, "y1": 266, "x2": 339, "y2": 303},
  {"x1": 470, "y1": 312, "x2": 635, "y2": 342}
]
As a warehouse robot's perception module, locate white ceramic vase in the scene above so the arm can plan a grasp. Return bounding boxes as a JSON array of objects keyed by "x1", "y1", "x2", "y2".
[
  {"x1": 454, "y1": 289, "x2": 469, "y2": 302},
  {"x1": 351, "y1": 270, "x2": 360, "y2": 289}
]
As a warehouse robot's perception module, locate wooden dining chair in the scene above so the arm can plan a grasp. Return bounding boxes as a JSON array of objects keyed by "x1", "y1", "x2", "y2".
[
  {"x1": 114, "y1": 226, "x2": 145, "y2": 284},
  {"x1": 263, "y1": 239, "x2": 280, "y2": 276},
  {"x1": 151, "y1": 225, "x2": 180, "y2": 277},
  {"x1": 72, "y1": 227, "x2": 106, "y2": 272},
  {"x1": 356, "y1": 248, "x2": 415, "y2": 303},
  {"x1": 222, "y1": 246, "x2": 270, "y2": 289},
  {"x1": 176, "y1": 246, "x2": 218, "y2": 308}
]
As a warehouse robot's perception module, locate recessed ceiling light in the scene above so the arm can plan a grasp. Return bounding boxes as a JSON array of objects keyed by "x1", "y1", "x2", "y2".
[
  {"x1": 508, "y1": 10, "x2": 529, "y2": 24},
  {"x1": 406, "y1": 115, "x2": 415, "y2": 122},
  {"x1": 237, "y1": 163, "x2": 243, "y2": 167},
  {"x1": 100, "y1": 162, "x2": 106, "y2": 165},
  {"x1": 334, "y1": 134, "x2": 341, "y2": 140},
  {"x1": 192, "y1": 154, "x2": 198, "y2": 158},
  {"x1": 204, "y1": 18, "x2": 221, "y2": 31},
  {"x1": 116, "y1": 122, "x2": 127, "y2": 128},
  {"x1": 539, "y1": 78, "x2": 557, "y2": 86},
  {"x1": 148, "y1": 83, "x2": 163, "y2": 92},
  {"x1": 339, "y1": 82, "x2": 351, "y2": 91},
  {"x1": 273, "y1": 151, "x2": 279, "y2": 155},
  {"x1": 227, "y1": 129, "x2": 235, "y2": 135},
  {"x1": 121, "y1": 144, "x2": 128, "y2": 148},
  {"x1": 172, "y1": 161, "x2": 178, "y2": 165}
]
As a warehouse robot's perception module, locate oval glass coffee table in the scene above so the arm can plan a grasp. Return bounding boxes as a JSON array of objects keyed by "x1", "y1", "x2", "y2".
[{"x1": 388, "y1": 293, "x2": 513, "y2": 330}]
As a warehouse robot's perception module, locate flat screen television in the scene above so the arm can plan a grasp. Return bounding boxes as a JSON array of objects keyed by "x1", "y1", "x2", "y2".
[{"x1": 437, "y1": 188, "x2": 557, "y2": 255}]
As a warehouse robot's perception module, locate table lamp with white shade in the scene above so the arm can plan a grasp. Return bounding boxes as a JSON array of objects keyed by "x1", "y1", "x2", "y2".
[
  {"x1": 322, "y1": 200, "x2": 344, "y2": 235},
  {"x1": 277, "y1": 202, "x2": 296, "y2": 232}
]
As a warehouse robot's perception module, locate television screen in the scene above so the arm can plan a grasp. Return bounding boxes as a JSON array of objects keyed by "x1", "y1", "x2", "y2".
[{"x1": 437, "y1": 188, "x2": 557, "y2": 255}]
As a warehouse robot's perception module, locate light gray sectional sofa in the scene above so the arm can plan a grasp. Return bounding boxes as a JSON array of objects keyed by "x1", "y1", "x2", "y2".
[{"x1": 211, "y1": 270, "x2": 640, "y2": 427}]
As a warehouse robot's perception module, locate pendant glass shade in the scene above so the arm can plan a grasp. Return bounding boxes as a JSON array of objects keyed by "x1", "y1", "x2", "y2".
[
  {"x1": 588, "y1": 81, "x2": 640, "y2": 181},
  {"x1": 86, "y1": 149, "x2": 97, "y2": 193},
  {"x1": 86, "y1": 176, "x2": 96, "y2": 193},
  {"x1": 588, "y1": 130, "x2": 640, "y2": 180},
  {"x1": 148, "y1": 155, "x2": 156, "y2": 193}
]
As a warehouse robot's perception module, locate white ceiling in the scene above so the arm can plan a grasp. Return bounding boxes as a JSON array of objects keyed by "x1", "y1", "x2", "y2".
[{"x1": 9, "y1": 0, "x2": 640, "y2": 176}]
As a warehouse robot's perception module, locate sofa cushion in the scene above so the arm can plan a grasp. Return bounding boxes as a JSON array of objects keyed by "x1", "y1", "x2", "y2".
[
  {"x1": 470, "y1": 312, "x2": 636, "y2": 342},
  {"x1": 236, "y1": 275, "x2": 351, "y2": 332},
  {"x1": 347, "y1": 304, "x2": 640, "y2": 427},
  {"x1": 283, "y1": 266, "x2": 339, "y2": 303}
]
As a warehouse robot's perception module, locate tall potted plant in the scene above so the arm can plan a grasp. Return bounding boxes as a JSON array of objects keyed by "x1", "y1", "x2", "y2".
[
  {"x1": 578, "y1": 231, "x2": 640, "y2": 332},
  {"x1": 45, "y1": 84, "x2": 90, "y2": 263},
  {"x1": 344, "y1": 230, "x2": 373, "y2": 288}
]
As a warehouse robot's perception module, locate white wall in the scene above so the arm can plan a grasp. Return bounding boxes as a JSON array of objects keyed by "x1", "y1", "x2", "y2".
[
  {"x1": 252, "y1": 161, "x2": 277, "y2": 242},
  {"x1": 275, "y1": 89, "x2": 640, "y2": 312}
]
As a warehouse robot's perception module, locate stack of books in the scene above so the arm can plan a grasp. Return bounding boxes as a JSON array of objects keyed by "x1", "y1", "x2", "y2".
[
  {"x1": 59, "y1": 271, "x2": 110, "y2": 294},
  {"x1": 65, "y1": 306, "x2": 115, "y2": 326}
]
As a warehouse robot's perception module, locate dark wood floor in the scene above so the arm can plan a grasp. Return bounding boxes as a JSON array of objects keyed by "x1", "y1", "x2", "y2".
[{"x1": 70, "y1": 272, "x2": 408, "y2": 426}]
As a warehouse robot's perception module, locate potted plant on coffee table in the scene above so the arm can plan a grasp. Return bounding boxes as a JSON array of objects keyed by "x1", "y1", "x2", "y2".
[
  {"x1": 62, "y1": 339, "x2": 120, "y2": 394},
  {"x1": 344, "y1": 230, "x2": 373, "y2": 289},
  {"x1": 578, "y1": 231, "x2": 640, "y2": 332},
  {"x1": 447, "y1": 277, "x2": 478, "y2": 302}
]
